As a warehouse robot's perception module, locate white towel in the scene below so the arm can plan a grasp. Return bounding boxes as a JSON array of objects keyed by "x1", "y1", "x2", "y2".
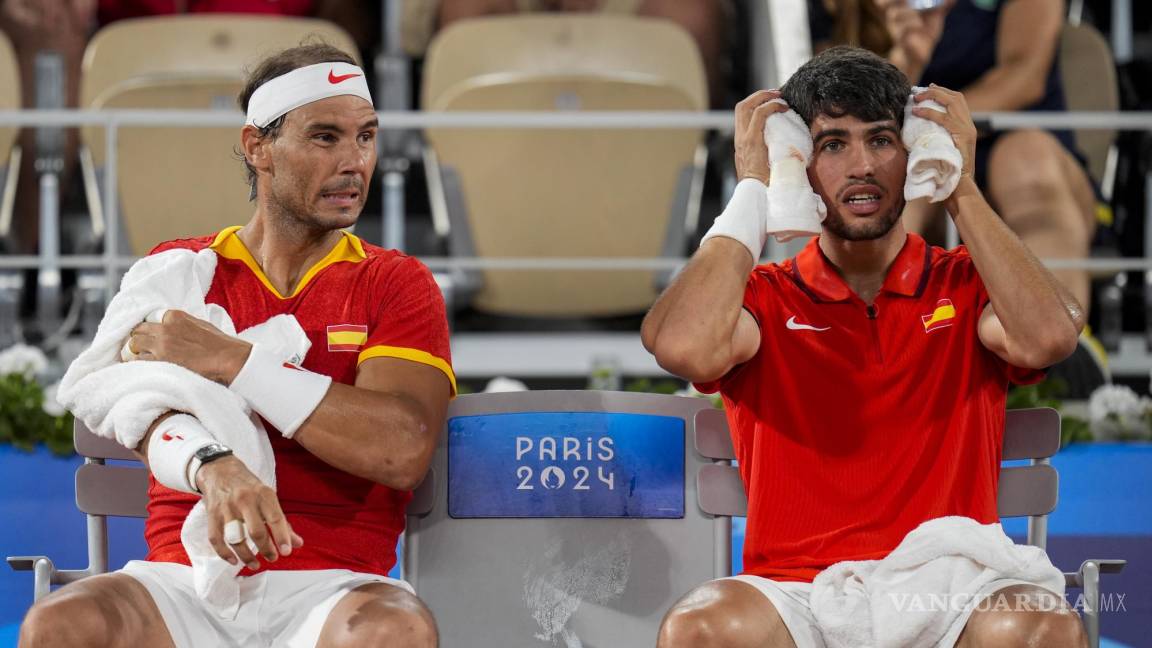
[
  {"x1": 810, "y1": 516, "x2": 1065, "y2": 648},
  {"x1": 57, "y1": 248, "x2": 312, "y2": 619},
  {"x1": 763, "y1": 101, "x2": 826, "y2": 242},
  {"x1": 903, "y1": 87, "x2": 964, "y2": 203}
]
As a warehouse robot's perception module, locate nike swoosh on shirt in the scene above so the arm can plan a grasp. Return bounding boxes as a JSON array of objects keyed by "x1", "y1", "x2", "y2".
[
  {"x1": 786, "y1": 316, "x2": 830, "y2": 332},
  {"x1": 328, "y1": 70, "x2": 362, "y2": 84}
]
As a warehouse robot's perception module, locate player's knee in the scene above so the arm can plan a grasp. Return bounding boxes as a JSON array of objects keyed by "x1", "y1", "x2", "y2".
[
  {"x1": 967, "y1": 610, "x2": 1086, "y2": 648},
  {"x1": 19, "y1": 591, "x2": 110, "y2": 648},
  {"x1": 657, "y1": 604, "x2": 788, "y2": 648},
  {"x1": 328, "y1": 593, "x2": 438, "y2": 648},
  {"x1": 988, "y1": 131, "x2": 1069, "y2": 205}
]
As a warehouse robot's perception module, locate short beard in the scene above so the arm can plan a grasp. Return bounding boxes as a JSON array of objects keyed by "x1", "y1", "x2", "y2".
[{"x1": 822, "y1": 198, "x2": 905, "y2": 241}]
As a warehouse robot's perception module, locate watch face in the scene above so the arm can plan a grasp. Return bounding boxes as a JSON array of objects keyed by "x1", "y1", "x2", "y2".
[{"x1": 196, "y1": 443, "x2": 232, "y2": 461}]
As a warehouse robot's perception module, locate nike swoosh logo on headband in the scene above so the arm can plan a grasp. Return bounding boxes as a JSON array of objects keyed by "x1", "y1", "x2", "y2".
[{"x1": 328, "y1": 70, "x2": 362, "y2": 84}]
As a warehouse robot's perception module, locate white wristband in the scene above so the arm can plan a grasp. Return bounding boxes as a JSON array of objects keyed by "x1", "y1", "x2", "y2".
[
  {"x1": 147, "y1": 414, "x2": 215, "y2": 494},
  {"x1": 229, "y1": 345, "x2": 332, "y2": 439},
  {"x1": 700, "y1": 178, "x2": 769, "y2": 262}
]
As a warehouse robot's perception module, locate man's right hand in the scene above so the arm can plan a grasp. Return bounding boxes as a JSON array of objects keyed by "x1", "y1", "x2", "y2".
[
  {"x1": 734, "y1": 89, "x2": 790, "y2": 185},
  {"x1": 196, "y1": 457, "x2": 303, "y2": 570}
]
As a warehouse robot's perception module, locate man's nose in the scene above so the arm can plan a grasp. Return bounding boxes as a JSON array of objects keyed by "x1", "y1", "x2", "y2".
[
  {"x1": 846, "y1": 143, "x2": 876, "y2": 178},
  {"x1": 336, "y1": 140, "x2": 372, "y2": 175}
]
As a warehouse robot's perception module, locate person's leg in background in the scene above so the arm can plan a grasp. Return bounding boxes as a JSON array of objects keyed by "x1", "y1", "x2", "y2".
[
  {"x1": 985, "y1": 129, "x2": 1097, "y2": 314},
  {"x1": 0, "y1": 0, "x2": 93, "y2": 253}
]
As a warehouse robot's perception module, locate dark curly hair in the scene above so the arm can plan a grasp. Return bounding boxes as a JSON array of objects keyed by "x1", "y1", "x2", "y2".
[{"x1": 780, "y1": 45, "x2": 910, "y2": 129}]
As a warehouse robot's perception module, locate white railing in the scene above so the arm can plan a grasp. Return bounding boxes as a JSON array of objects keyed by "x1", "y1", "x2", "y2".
[{"x1": 1, "y1": 108, "x2": 1149, "y2": 288}]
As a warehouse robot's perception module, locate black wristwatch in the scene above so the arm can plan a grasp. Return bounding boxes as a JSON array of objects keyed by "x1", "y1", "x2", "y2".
[
  {"x1": 189, "y1": 443, "x2": 233, "y2": 493},
  {"x1": 195, "y1": 443, "x2": 234, "y2": 465}
]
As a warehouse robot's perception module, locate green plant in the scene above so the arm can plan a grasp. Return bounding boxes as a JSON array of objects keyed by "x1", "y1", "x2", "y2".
[
  {"x1": 1007, "y1": 378, "x2": 1092, "y2": 447},
  {"x1": 623, "y1": 377, "x2": 682, "y2": 395},
  {"x1": 0, "y1": 372, "x2": 74, "y2": 456}
]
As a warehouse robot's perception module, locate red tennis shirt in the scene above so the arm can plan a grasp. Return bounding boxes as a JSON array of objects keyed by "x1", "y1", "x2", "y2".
[
  {"x1": 144, "y1": 227, "x2": 454, "y2": 576},
  {"x1": 696, "y1": 233, "x2": 1044, "y2": 583}
]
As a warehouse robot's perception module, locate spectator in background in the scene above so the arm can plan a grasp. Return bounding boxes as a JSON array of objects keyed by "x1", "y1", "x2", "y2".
[
  {"x1": 97, "y1": 1, "x2": 378, "y2": 51},
  {"x1": 0, "y1": 0, "x2": 94, "y2": 253},
  {"x1": 402, "y1": 0, "x2": 734, "y2": 107},
  {"x1": 809, "y1": 0, "x2": 1106, "y2": 393},
  {"x1": 0, "y1": 0, "x2": 373, "y2": 254}
]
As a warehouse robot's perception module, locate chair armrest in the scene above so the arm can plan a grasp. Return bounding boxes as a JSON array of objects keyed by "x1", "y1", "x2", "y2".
[
  {"x1": 1064, "y1": 559, "x2": 1126, "y2": 648},
  {"x1": 7, "y1": 555, "x2": 57, "y2": 601},
  {"x1": 1064, "y1": 559, "x2": 1126, "y2": 588}
]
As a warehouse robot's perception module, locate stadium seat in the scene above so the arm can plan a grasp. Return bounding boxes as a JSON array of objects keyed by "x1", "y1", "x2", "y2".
[
  {"x1": 6, "y1": 418, "x2": 434, "y2": 602},
  {"x1": 0, "y1": 30, "x2": 21, "y2": 346},
  {"x1": 0, "y1": 30, "x2": 20, "y2": 254},
  {"x1": 405, "y1": 391, "x2": 725, "y2": 646},
  {"x1": 1059, "y1": 22, "x2": 1119, "y2": 190},
  {"x1": 78, "y1": 15, "x2": 360, "y2": 256},
  {"x1": 422, "y1": 15, "x2": 708, "y2": 317},
  {"x1": 695, "y1": 407, "x2": 1127, "y2": 648}
]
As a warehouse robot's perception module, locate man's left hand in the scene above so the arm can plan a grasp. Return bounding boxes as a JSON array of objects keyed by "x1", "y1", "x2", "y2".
[
  {"x1": 126, "y1": 310, "x2": 252, "y2": 385},
  {"x1": 911, "y1": 84, "x2": 979, "y2": 195}
]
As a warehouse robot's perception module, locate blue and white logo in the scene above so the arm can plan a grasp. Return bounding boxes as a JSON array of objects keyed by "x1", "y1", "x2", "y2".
[{"x1": 448, "y1": 412, "x2": 685, "y2": 518}]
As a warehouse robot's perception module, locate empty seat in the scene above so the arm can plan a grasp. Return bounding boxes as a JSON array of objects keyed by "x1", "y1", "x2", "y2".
[{"x1": 422, "y1": 15, "x2": 708, "y2": 317}]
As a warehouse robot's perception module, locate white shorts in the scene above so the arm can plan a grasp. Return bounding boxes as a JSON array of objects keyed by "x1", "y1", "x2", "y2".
[
  {"x1": 723, "y1": 575, "x2": 1036, "y2": 648},
  {"x1": 121, "y1": 561, "x2": 414, "y2": 648}
]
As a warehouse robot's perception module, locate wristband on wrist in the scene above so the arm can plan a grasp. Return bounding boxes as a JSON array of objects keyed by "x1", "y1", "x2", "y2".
[
  {"x1": 147, "y1": 413, "x2": 216, "y2": 494},
  {"x1": 700, "y1": 178, "x2": 769, "y2": 262},
  {"x1": 228, "y1": 345, "x2": 332, "y2": 439}
]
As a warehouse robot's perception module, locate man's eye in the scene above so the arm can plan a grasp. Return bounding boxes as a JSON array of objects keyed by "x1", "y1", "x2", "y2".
[
  {"x1": 314, "y1": 134, "x2": 336, "y2": 143},
  {"x1": 359, "y1": 131, "x2": 375, "y2": 143},
  {"x1": 822, "y1": 141, "x2": 843, "y2": 152},
  {"x1": 873, "y1": 136, "x2": 893, "y2": 147}
]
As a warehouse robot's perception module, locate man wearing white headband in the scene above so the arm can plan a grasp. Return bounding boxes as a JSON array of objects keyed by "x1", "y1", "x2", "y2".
[
  {"x1": 645, "y1": 48, "x2": 1086, "y2": 647},
  {"x1": 21, "y1": 44, "x2": 451, "y2": 647}
]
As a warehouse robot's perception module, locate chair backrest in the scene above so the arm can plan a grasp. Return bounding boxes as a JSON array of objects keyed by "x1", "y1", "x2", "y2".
[
  {"x1": 79, "y1": 15, "x2": 360, "y2": 255},
  {"x1": 695, "y1": 408, "x2": 1063, "y2": 549},
  {"x1": 1059, "y1": 22, "x2": 1118, "y2": 185},
  {"x1": 422, "y1": 15, "x2": 707, "y2": 317},
  {"x1": 0, "y1": 31, "x2": 20, "y2": 242},
  {"x1": 405, "y1": 391, "x2": 724, "y2": 647},
  {"x1": 73, "y1": 421, "x2": 149, "y2": 519}
]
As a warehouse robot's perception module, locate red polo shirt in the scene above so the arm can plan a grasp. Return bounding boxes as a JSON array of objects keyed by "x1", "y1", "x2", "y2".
[
  {"x1": 696, "y1": 233, "x2": 1043, "y2": 582},
  {"x1": 143, "y1": 228, "x2": 454, "y2": 576}
]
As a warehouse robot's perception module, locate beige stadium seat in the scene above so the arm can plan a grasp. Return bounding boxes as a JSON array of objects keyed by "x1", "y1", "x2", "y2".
[
  {"x1": 1059, "y1": 22, "x2": 1119, "y2": 187},
  {"x1": 422, "y1": 15, "x2": 708, "y2": 317},
  {"x1": 0, "y1": 30, "x2": 21, "y2": 250},
  {"x1": 79, "y1": 15, "x2": 359, "y2": 255}
]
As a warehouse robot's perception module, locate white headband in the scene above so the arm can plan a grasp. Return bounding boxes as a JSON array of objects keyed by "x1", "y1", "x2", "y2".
[{"x1": 245, "y1": 62, "x2": 373, "y2": 128}]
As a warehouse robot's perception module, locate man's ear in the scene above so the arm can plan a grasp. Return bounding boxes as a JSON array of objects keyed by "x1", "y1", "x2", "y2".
[{"x1": 241, "y1": 125, "x2": 273, "y2": 174}]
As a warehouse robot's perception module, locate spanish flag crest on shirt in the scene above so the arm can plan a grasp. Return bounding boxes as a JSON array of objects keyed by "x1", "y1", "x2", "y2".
[
  {"x1": 922, "y1": 298, "x2": 956, "y2": 333},
  {"x1": 327, "y1": 324, "x2": 368, "y2": 352}
]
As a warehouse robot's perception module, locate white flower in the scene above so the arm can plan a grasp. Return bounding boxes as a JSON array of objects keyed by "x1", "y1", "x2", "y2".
[
  {"x1": 41, "y1": 382, "x2": 66, "y2": 417},
  {"x1": 483, "y1": 377, "x2": 528, "y2": 393},
  {"x1": 0, "y1": 344, "x2": 49, "y2": 379},
  {"x1": 1088, "y1": 384, "x2": 1152, "y2": 440}
]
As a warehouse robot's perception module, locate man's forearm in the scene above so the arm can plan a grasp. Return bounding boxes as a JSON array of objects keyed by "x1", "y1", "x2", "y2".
[
  {"x1": 961, "y1": 65, "x2": 1048, "y2": 113},
  {"x1": 946, "y1": 178, "x2": 1082, "y2": 351},
  {"x1": 291, "y1": 384, "x2": 438, "y2": 491}
]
